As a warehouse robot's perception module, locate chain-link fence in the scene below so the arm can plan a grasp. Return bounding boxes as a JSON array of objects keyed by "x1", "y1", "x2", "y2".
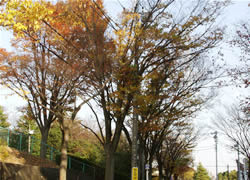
[{"x1": 0, "y1": 126, "x2": 96, "y2": 180}]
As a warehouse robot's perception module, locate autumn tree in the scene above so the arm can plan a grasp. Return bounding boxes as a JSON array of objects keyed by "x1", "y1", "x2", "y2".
[
  {"x1": 122, "y1": 48, "x2": 216, "y2": 180},
  {"x1": 81, "y1": 0, "x2": 228, "y2": 179},
  {"x1": 0, "y1": 1, "x2": 228, "y2": 180},
  {"x1": 155, "y1": 122, "x2": 197, "y2": 180},
  {"x1": 0, "y1": 37, "x2": 82, "y2": 160},
  {"x1": 0, "y1": 0, "x2": 107, "y2": 179},
  {"x1": 0, "y1": 0, "x2": 93, "y2": 162},
  {"x1": 0, "y1": 8, "x2": 93, "y2": 180}
]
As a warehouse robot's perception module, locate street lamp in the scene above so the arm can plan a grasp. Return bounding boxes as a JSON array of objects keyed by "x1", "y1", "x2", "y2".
[{"x1": 28, "y1": 128, "x2": 34, "y2": 153}]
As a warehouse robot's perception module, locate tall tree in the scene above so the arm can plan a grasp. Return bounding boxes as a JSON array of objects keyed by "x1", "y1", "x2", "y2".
[
  {"x1": 122, "y1": 50, "x2": 216, "y2": 180},
  {"x1": 82, "y1": 0, "x2": 227, "y2": 179},
  {"x1": 156, "y1": 123, "x2": 197, "y2": 180},
  {"x1": 0, "y1": 0, "x2": 228, "y2": 180},
  {"x1": 0, "y1": 0, "x2": 90, "y2": 162},
  {"x1": 0, "y1": 1, "x2": 107, "y2": 179},
  {"x1": 226, "y1": 10, "x2": 250, "y2": 180}
]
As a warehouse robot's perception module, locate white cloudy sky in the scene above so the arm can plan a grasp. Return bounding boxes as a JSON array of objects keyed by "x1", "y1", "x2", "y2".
[{"x1": 0, "y1": 0, "x2": 249, "y2": 178}]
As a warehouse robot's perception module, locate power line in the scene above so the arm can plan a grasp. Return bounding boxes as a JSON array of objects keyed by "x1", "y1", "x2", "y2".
[{"x1": 194, "y1": 147, "x2": 214, "y2": 151}]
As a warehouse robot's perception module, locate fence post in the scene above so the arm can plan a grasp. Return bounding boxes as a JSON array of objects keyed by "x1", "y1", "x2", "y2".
[
  {"x1": 82, "y1": 163, "x2": 85, "y2": 173},
  {"x1": 50, "y1": 147, "x2": 53, "y2": 160},
  {"x1": 93, "y1": 166, "x2": 96, "y2": 180},
  {"x1": 68, "y1": 156, "x2": 71, "y2": 169},
  {"x1": 19, "y1": 133, "x2": 22, "y2": 151},
  {"x1": 7, "y1": 129, "x2": 9, "y2": 147},
  {"x1": 30, "y1": 136, "x2": 33, "y2": 154}
]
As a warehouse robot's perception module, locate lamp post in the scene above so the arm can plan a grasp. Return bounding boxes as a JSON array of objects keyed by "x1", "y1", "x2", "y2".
[{"x1": 28, "y1": 123, "x2": 34, "y2": 153}]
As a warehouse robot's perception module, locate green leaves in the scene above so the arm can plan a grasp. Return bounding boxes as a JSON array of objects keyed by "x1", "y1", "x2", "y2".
[{"x1": 194, "y1": 163, "x2": 211, "y2": 180}]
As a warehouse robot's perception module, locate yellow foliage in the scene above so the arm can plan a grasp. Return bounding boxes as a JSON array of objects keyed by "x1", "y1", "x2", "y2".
[{"x1": 0, "y1": 0, "x2": 54, "y2": 36}]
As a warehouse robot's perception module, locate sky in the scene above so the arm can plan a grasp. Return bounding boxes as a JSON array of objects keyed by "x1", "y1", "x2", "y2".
[{"x1": 0, "y1": 0, "x2": 249, "y2": 178}]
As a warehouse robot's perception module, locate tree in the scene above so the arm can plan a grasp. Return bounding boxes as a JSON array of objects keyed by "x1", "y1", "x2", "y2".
[
  {"x1": 193, "y1": 163, "x2": 211, "y2": 180},
  {"x1": 15, "y1": 106, "x2": 40, "y2": 134},
  {"x1": 68, "y1": 122, "x2": 105, "y2": 166},
  {"x1": 156, "y1": 123, "x2": 197, "y2": 180},
  {"x1": 47, "y1": 121, "x2": 62, "y2": 151},
  {"x1": 230, "y1": 23, "x2": 250, "y2": 88},
  {"x1": 218, "y1": 170, "x2": 237, "y2": 180},
  {"x1": 180, "y1": 168, "x2": 195, "y2": 180},
  {"x1": 0, "y1": 105, "x2": 9, "y2": 128},
  {"x1": 0, "y1": 0, "x2": 228, "y2": 180},
  {"x1": 225, "y1": 10, "x2": 250, "y2": 180},
  {"x1": 15, "y1": 106, "x2": 41, "y2": 154},
  {"x1": 229, "y1": 170, "x2": 237, "y2": 180},
  {"x1": 124, "y1": 51, "x2": 215, "y2": 180},
  {"x1": 0, "y1": 0, "x2": 89, "y2": 153},
  {"x1": 0, "y1": 1, "x2": 107, "y2": 179},
  {"x1": 82, "y1": 0, "x2": 227, "y2": 179},
  {"x1": 214, "y1": 103, "x2": 250, "y2": 179}
]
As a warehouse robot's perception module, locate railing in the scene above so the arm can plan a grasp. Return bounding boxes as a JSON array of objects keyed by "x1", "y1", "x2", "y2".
[{"x1": 0, "y1": 126, "x2": 96, "y2": 179}]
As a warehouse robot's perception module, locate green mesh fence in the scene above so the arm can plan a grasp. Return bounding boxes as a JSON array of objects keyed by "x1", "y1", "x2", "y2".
[{"x1": 0, "y1": 126, "x2": 96, "y2": 179}]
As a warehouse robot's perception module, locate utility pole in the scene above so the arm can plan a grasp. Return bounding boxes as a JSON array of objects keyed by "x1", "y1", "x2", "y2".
[
  {"x1": 236, "y1": 143, "x2": 241, "y2": 180},
  {"x1": 131, "y1": 107, "x2": 139, "y2": 180},
  {"x1": 212, "y1": 131, "x2": 218, "y2": 180},
  {"x1": 131, "y1": 1, "x2": 141, "y2": 180},
  {"x1": 227, "y1": 165, "x2": 230, "y2": 180},
  {"x1": 28, "y1": 123, "x2": 31, "y2": 153}
]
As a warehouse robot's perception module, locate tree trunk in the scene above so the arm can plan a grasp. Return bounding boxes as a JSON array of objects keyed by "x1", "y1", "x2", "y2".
[
  {"x1": 138, "y1": 142, "x2": 145, "y2": 180},
  {"x1": 40, "y1": 128, "x2": 49, "y2": 159},
  {"x1": 165, "y1": 169, "x2": 172, "y2": 180},
  {"x1": 59, "y1": 120, "x2": 70, "y2": 180},
  {"x1": 156, "y1": 150, "x2": 163, "y2": 180},
  {"x1": 148, "y1": 158, "x2": 153, "y2": 180},
  {"x1": 173, "y1": 174, "x2": 178, "y2": 180},
  {"x1": 158, "y1": 161, "x2": 163, "y2": 180},
  {"x1": 105, "y1": 146, "x2": 115, "y2": 180}
]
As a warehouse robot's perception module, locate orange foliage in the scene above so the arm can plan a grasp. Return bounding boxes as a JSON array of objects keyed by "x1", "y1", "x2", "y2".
[{"x1": 0, "y1": 48, "x2": 10, "y2": 72}]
